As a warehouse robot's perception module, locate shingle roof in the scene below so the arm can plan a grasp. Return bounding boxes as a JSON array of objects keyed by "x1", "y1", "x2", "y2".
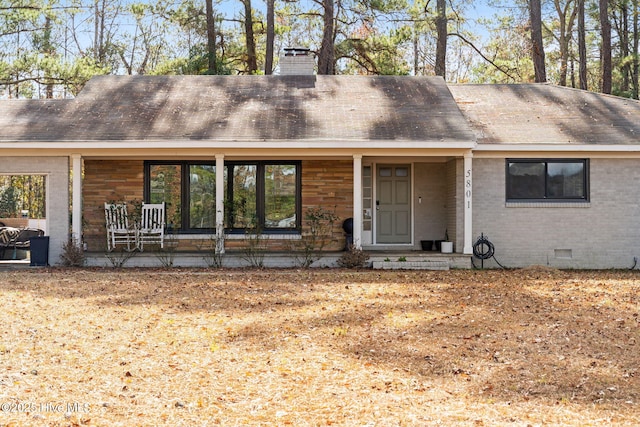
[
  {"x1": 449, "y1": 83, "x2": 640, "y2": 145},
  {"x1": 3, "y1": 77, "x2": 639, "y2": 147},
  {"x1": 0, "y1": 75, "x2": 475, "y2": 143}
]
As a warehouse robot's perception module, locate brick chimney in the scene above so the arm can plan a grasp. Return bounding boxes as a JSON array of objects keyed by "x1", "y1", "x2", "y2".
[{"x1": 279, "y1": 48, "x2": 315, "y2": 75}]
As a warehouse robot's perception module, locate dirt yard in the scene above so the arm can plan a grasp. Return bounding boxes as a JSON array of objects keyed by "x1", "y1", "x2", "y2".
[{"x1": 0, "y1": 267, "x2": 639, "y2": 426}]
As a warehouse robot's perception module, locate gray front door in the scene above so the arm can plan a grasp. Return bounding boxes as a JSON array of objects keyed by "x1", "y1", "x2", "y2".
[{"x1": 376, "y1": 165, "x2": 411, "y2": 244}]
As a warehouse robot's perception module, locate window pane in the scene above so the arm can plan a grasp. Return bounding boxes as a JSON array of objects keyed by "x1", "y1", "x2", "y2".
[
  {"x1": 547, "y1": 162, "x2": 584, "y2": 198},
  {"x1": 265, "y1": 164, "x2": 297, "y2": 229},
  {"x1": 150, "y1": 164, "x2": 181, "y2": 229},
  {"x1": 507, "y1": 162, "x2": 545, "y2": 199},
  {"x1": 0, "y1": 175, "x2": 46, "y2": 219},
  {"x1": 228, "y1": 165, "x2": 257, "y2": 228},
  {"x1": 189, "y1": 165, "x2": 215, "y2": 229},
  {"x1": 395, "y1": 167, "x2": 408, "y2": 177},
  {"x1": 379, "y1": 167, "x2": 392, "y2": 177}
]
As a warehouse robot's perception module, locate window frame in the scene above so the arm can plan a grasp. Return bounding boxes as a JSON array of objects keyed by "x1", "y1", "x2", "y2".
[
  {"x1": 144, "y1": 161, "x2": 217, "y2": 234},
  {"x1": 505, "y1": 159, "x2": 589, "y2": 202},
  {"x1": 225, "y1": 161, "x2": 301, "y2": 235},
  {"x1": 0, "y1": 174, "x2": 47, "y2": 219},
  {"x1": 144, "y1": 160, "x2": 301, "y2": 234}
]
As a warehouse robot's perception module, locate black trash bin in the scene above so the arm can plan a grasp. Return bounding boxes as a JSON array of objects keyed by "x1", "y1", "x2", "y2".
[
  {"x1": 342, "y1": 218, "x2": 353, "y2": 250},
  {"x1": 30, "y1": 236, "x2": 49, "y2": 266}
]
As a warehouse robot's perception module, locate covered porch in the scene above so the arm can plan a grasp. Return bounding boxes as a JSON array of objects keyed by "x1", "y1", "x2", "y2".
[{"x1": 73, "y1": 147, "x2": 475, "y2": 266}]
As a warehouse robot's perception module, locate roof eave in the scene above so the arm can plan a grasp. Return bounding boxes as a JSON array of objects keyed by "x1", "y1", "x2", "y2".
[
  {"x1": 0, "y1": 139, "x2": 476, "y2": 150},
  {"x1": 0, "y1": 139, "x2": 477, "y2": 158},
  {"x1": 473, "y1": 142, "x2": 640, "y2": 157}
]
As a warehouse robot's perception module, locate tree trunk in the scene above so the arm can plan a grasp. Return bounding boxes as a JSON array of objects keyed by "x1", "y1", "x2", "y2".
[
  {"x1": 434, "y1": 0, "x2": 447, "y2": 78},
  {"x1": 96, "y1": 0, "x2": 106, "y2": 65},
  {"x1": 265, "y1": 0, "x2": 274, "y2": 75},
  {"x1": 413, "y1": 24, "x2": 419, "y2": 75},
  {"x1": 578, "y1": 0, "x2": 587, "y2": 90},
  {"x1": 94, "y1": 0, "x2": 99, "y2": 59},
  {"x1": 205, "y1": 0, "x2": 216, "y2": 74},
  {"x1": 616, "y1": 2, "x2": 630, "y2": 93},
  {"x1": 600, "y1": 0, "x2": 612, "y2": 93},
  {"x1": 553, "y1": 0, "x2": 578, "y2": 87},
  {"x1": 242, "y1": 0, "x2": 257, "y2": 74},
  {"x1": 317, "y1": 0, "x2": 335, "y2": 74},
  {"x1": 529, "y1": 0, "x2": 547, "y2": 82},
  {"x1": 633, "y1": 0, "x2": 639, "y2": 99},
  {"x1": 43, "y1": 15, "x2": 54, "y2": 98}
]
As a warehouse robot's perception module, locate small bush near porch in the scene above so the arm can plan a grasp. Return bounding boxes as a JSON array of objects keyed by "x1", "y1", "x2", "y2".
[{"x1": 1, "y1": 268, "x2": 639, "y2": 426}]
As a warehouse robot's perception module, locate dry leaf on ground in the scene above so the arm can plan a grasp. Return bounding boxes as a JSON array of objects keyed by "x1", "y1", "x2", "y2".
[{"x1": 0, "y1": 268, "x2": 639, "y2": 426}]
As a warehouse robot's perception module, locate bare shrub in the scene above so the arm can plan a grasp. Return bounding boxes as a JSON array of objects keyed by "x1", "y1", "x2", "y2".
[
  {"x1": 60, "y1": 237, "x2": 85, "y2": 267},
  {"x1": 337, "y1": 245, "x2": 370, "y2": 268}
]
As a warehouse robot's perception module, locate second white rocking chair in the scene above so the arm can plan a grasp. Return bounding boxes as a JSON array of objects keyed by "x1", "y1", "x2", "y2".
[{"x1": 138, "y1": 202, "x2": 165, "y2": 251}]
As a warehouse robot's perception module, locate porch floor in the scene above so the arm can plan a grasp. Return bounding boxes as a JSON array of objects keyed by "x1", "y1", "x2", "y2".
[{"x1": 0, "y1": 259, "x2": 32, "y2": 270}]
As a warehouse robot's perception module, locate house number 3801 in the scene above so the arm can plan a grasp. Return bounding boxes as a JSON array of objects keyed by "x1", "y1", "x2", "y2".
[{"x1": 465, "y1": 169, "x2": 472, "y2": 209}]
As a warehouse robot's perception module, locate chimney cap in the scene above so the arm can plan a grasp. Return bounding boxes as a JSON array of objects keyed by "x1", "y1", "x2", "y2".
[{"x1": 284, "y1": 47, "x2": 311, "y2": 56}]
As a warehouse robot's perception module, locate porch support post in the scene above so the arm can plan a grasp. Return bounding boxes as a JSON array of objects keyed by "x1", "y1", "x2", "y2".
[
  {"x1": 71, "y1": 154, "x2": 82, "y2": 246},
  {"x1": 215, "y1": 154, "x2": 225, "y2": 253},
  {"x1": 353, "y1": 154, "x2": 363, "y2": 249},
  {"x1": 463, "y1": 151, "x2": 473, "y2": 255}
]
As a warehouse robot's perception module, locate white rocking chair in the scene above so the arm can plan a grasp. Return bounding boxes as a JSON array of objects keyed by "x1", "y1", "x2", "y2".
[
  {"x1": 104, "y1": 203, "x2": 137, "y2": 251},
  {"x1": 138, "y1": 202, "x2": 165, "y2": 251}
]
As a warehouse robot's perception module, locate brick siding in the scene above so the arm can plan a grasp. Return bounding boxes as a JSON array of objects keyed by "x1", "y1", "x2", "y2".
[
  {"x1": 472, "y1": 157, "x2": 640, "y2": 269},
  {"x1": 0, "y1": 156, "x2": 69, "y2": 264}
]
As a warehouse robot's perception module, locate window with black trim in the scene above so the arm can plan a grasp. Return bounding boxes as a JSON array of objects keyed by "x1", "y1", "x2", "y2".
[
  {"x1": 506, "y1": 159, "x2": 589, "y2": 201},
  {"x1": 225, "y1": 162, "x2": 300, "y2": 233},
  {"x1": 145, "y1": 161, "x2": 300, "y2": 233}
]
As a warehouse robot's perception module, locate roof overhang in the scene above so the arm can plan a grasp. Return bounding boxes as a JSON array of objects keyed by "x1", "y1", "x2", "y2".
[
  {"x1": 473, "y1": 143, "x2": 640, "y2": 158},
  {"x1": 0, "y1": 140, "x2": 476, "y2": 159}
]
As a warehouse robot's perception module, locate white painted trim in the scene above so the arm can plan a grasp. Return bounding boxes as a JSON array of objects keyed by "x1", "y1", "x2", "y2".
[
  {"x1": 411, "y1": 164, "x2": 415, "y2": 248},
  {"x1": 0, "y1": 140, "x2": 476, "y2": 151},
  {"x1": 225, "y1": 233, "x2": 301, "y2": 240},
  {"x1": 71, "y1": 154, "x2": 82, "y2": 244},
  {"x1": 353, "y1": 154, "x2": 363, "y2": 249},
  {"x1": 474, "y1": 144, "x2": 640, "y2": 154},
  {"x1": 463, "y1": 152, "x2": 472, "y2": 255},
  {"x1": 506, "y1": 202, "x2": 591, "y2": 208},
  {"x1": 215, "y1": 154, "x2": 225, "y2": 253},
  {"x1": 371, "y1": 161, "x2": 377, "y2": 245},
  {"x1": 162, "y1": 233, "x2": 302, "y2": 241}
]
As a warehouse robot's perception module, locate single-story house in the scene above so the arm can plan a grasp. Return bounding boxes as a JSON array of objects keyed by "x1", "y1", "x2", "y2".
[{"x1": 1, "y1": 57, "x2": 639, "y2": 268}]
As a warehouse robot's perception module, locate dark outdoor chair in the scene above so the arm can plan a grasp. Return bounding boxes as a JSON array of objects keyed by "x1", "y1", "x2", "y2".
[{"x1": 0, "y1": 227, "x2": 44, "y2": 260}]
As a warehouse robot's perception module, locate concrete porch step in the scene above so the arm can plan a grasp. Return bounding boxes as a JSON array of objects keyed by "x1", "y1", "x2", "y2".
[
  {"x1": 368, "y1": 252, "x2": 471, "y2": 270},
  {"x1": 372, "y1": 260, "x2": 449, "y2": 270}
]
